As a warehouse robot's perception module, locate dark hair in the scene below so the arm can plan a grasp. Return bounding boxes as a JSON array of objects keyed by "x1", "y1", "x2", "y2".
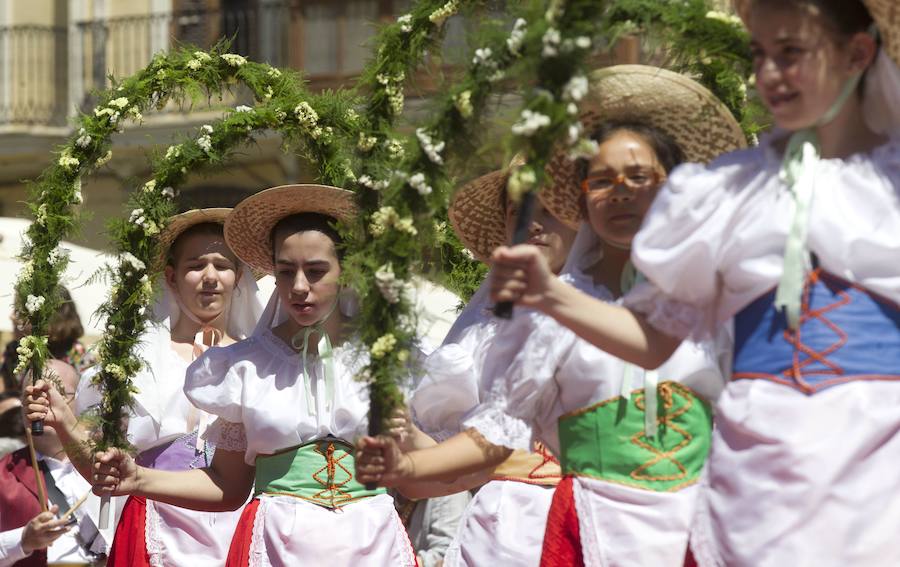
[
  {"x1": 575, "y1": 120, "x2": 686, "y2": 183},
  {"x1": 755, "y1": 0, "x2": 873, "y2": 37},
  {"x1": 47, "y1": 286, "x2": 84, "y2": 359},
  {"x1": 0, "y1": 392, "x2": 24, "y2": 439},
  {"x1": 167, "y1": 222, "x2": 228, "y2": 267},
  {"x1": 270, "y1": 213, "x2": 344, "y2": 261}
]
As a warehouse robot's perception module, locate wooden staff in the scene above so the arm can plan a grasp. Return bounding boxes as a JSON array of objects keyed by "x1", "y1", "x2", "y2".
[
  {"x1": 493, "y1": 190, "x2": 537, "y2": 319},
  {"x1": 24, "y1": 427, "x2": 49, "y2": 513},
  {"x1": 60, "y1": 491, "x2": 90, "y2": 521}
]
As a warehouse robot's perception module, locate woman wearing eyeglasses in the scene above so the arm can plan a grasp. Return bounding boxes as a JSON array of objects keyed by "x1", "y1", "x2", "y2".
[{"x1": 358, "y1": 66, "x2": 747, "y2": 566}]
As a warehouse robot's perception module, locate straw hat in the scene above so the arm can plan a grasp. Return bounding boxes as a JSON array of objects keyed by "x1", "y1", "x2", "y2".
[
  {"x1": 541, "y1": 65, "x2": 747, "y2": 227},
  {"x1": 448, "y1": 156, "x2": 526, "y2": 263},
  {"x1": 158, "y1": 208, "x2": 231, "y2": 268},
  {"x1": 224, "y1": 184, "x2": 358, "y2": 274},
  {"x1": 733, "y1": 0, "x2": 899, "y2": 66}
]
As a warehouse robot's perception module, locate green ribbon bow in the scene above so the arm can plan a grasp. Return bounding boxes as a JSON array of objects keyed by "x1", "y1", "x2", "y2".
[{"x1": 292, "y1": 300, "x2": 338, "y2": 415}]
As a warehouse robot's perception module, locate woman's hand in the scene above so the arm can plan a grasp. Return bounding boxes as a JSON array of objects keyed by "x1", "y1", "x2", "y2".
[
  {"x1": 355, "y1": 435, "x2": 414, "y2": 487},
  {"x1": 92, "y1": 448, "x2": 141, "y2": 496},
  {"x1": 24, "y1": 379, "x2": 75, "y2": 430},
  {"x1": 21, "y1": 506, "x2": 70, "y2": 554},
  {"x1": 490, "y1": 245, "x2": 556, "y2": 308}
]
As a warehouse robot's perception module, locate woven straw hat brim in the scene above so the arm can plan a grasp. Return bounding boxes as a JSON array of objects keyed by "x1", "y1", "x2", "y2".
[
  {"x1": 158, "y1": 208, "x2": 231, "y2": 268},
  {"x1": 541, "y1": 65, "x2": 747, "y2": 227},
  {"x1": 224, "y1": 184, "x2": 358, "y2": 274},
  {"x1": 449, "y1": 168, "x2": 510, "y2": 263},
  {"x1": 734, "y1": 0, "x2": 899, "y2": 66}
]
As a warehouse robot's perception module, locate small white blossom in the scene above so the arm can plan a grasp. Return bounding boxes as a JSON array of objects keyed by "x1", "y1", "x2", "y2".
[
  {"x1": 193, "y1": 51, "x2": 212, "y2": 62},
  {"x1": 507, "y1": 166, "x2": 537, "y2": 201},
  {"x1": 94, "y1": 107, "x2": 115, "y2": 119},
  {"x1": 567, "y1": 121, "x2": 583, "y2": 145},
  {"x1": 201, "y1": 124, "x2": 214, "y2": 134},
  {"x1": 165, "y1": 145, "x2": 181, "y2": 161},
  {"x1": 454, "y1": 90, "x2": 473, "y2": 118},
  {"x1": 221, "y1": 53, "x2": 247, "y2": 67},
  {"x1": 397, "y1": 13, "x2": 413, "y2": 33},
  {"x1": 186, "y1": 58, "x2": 202, "y2": 71},
  {"x1": 235, "y1": 105, "x2": 252, "y2": 113},
  {"x1": 142, "y1": 180, "x2": 156, "y2": 192},
  {"x1": 706, "y1": 10, "x2": 742, "y2": 26},
  {"x1": 267, "y1": 67, "x2": 282, "y2": 78},
  {"x1": 120, "y1": 252, "x2": 146, "y2": 273},
  {"x1": 358, "y1": 132, "x2": 377, "y2": 152},
  {"x1": 507, "y1": 18, "x2": 527, "y2": 56},
  {"x1": 374, "y1": 263, "x2": 406, "y2": 304},
  {"x1": 511, "y1": 109, "x2": 552, "y2": 137},
  {"x1": 96, "y1": 150, "x2": 113, "y2": 166},
  {"x1": 542, "y1": 27, "x2": 561, "y2": 58},
  {"x1": 58, "y1": 151, "x2": 79, "y2": 172},
  {"x1": 294, "y1": 101, "x2": 319, "y2": 129},
  {"x1": 575, "y1": 36, "x2": 592, "y2": 49},
  {"x1": 345, "y1": 108, "x2": 359, "y2": 123},
  {"x1": 568, "y1": 138, "x2": 600, "y2": 160},
  {"x1": 408, "y1": 172, "x2": 433, "y2": 196},
  {"x1": 473, "y1": 47, "x2": 493, "y2": 67},
  {"x1": 197, "y1": 135, "x2": 212, "y2": 153},
  {"x1": 567, "y1": 102, "x2": 578, "y2": 115},
  {"x1": 562, "y1": 74, "x2": 589, "y2": 102},
  {"x1": 428, "y1": 0, "x2": 459, "y2": 25},
  {"x1": 161, "y1": 186, "x2": 175, "y2": 199},
  {"x1": 25, "y1": 295, "x2": 45, "y2": 315},
  {"x1": 416, "y1": 128, "x2": 445, "y2": 165},
  {"x1": 109, "y1": 97, "x2": 129, "y2": 109},
  {"x1": 370, "y1": 333, "x2": 397, "y2": 359},
  {"x1": 75, "y1": 128, "x2": 92, "y2": 148},
  {"x1": 385, "y1": 138, "x2": 405, "y2": 161}
]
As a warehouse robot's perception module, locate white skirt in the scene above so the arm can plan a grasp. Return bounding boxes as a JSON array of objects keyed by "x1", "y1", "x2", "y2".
[
  {"x1": 247, "y1": 493, "x2": 416, "y2": 567},
  {"x1": 145, "y1": 499, "x2": 242, "y2": 567},
  {"x1": 444, "y1": 480, "x2": 555, "y2": 567}
]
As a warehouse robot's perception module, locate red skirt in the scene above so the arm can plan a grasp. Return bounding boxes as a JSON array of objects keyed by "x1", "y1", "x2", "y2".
[
  {"x1": 540, "y1": 476, "x2": 584, "y2": 567},
  {"x1": 107, "y1": 495, "x2": 152, "y2": 567},
  {"x1": 225, "y1": 498, "x2": 261, "y2": 567}
]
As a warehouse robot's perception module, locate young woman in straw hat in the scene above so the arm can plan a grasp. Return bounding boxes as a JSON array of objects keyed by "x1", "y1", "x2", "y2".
[
  {"x1": 491, "y1": 1, "x2": 900, "y2": 565},
  {"x1": 400, "y1": 160, "x2": 576, "y2": 567},
  {"x1": 358, "y1": 65, "x2": 746, "y2": 567},
  {"x1": 89, "y1": 185, "x2": 419, "y2": 566},
  {"x1": 25, "y1": 208, "x2": 265, "y2": 566}
]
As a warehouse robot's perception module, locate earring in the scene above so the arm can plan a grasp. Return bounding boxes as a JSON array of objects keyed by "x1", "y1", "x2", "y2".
[{"x1": 338, "y1": 288, "x2": 359, "y2": 318}]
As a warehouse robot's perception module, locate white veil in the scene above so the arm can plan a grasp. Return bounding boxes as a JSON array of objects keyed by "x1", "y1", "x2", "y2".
[{"x1": 863, "y1": 50, "x2": 900, "y2": 135}]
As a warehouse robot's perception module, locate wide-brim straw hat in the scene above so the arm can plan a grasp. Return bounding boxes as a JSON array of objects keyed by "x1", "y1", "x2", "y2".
[
  {"x1": 541, "y1": 65, "x2": 747, "y2": 227},
  {"x1": 158, "y1": 207, "x2": 231, "y2": 268},
  {"x1": 224, "y1": 184, "x2": 358, "y2": 274},
  {"x1": 734, "y1": 0, "x2": 899, "y2": 66},
  {"x1": 448, "y1": 155, "x2": 525, "y2": 263}
]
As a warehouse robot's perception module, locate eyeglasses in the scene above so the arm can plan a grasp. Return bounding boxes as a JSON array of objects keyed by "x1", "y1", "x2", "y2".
[{"x1": 580, "y1": 170, "x2": 663, "y2": 195}]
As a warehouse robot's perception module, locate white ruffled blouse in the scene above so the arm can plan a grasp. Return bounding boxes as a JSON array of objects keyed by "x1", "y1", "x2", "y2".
[
  {"x1": 184, "y1": 329, "x2": 373, "y2": 465},
  {"x1": 625, "y1": 135, "x2": 900, "y2": 566},
  {"x1": 625, "y1": 134, "x2": 900, "y2": 339}
]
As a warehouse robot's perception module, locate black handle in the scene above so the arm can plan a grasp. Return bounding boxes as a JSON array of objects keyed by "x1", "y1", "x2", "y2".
[
  {"x1": 364, "y1": 384, "x2": 382, "y2": 491},
  {"x1": 29, "y1": 359, "x2": 43, "y2": 436},
  {"x1": 493, "y1": 191, "x2": 537, "y2": 320}
]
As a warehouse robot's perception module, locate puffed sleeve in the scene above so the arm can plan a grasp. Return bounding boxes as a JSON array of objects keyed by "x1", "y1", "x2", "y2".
[
  {"x1": 463, "y1": 313, "x2": 574, "y2": 451},
  {"x1": 183, "y1": 345, "x2": 244, "y2": 424},
  {"x1": 626, "y1": 150, "x2": 761, "y2": 339}
]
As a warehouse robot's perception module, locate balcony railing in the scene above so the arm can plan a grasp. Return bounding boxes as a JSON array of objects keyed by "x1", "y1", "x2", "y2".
[{"x1": 0, "y1": 0, "x2": 436, "y2": 128}]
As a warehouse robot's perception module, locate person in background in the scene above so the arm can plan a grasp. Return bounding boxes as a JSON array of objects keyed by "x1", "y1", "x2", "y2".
[
  {"x1": 1, "y1": 359, "x2": 112, "y2": 566},
  {"x1": 0, "y1": 393, "x2": 24, "y2": 458}
]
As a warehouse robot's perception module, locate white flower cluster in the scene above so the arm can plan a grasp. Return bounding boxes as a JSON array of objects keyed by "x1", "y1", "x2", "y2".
[
  {"x1": 461, "y1": 248, "x2": 475, "y2": 260},
  {"x1": 454, "y1": 90, "x2": 473, "y2": 118},
  {"x1": 358, "y1": 132, "x2": 377, "y2": 152},
  {"x1": 568, "y1": 137, "x2": 600, "y2": 160},
  {"x1": 187, "y1": 59, "x2": 202, "y2": 70},
  {"x1": 58, "y1": 150, "x2": 79, "y2": 172},
  {"x1": 428, "y1": 0, "x2": 459, "y2": 25},
  {"x1": 567, "y1": 121, "x2": 583, "y2": 145},
  {"x1": 76, "y1": 128, "x2": 92, "y2": 149},
  {"x1": 371, "y1": 333, "x2": 397, "y2": 359},
  {"x1": 234, "y1": 105, "x2": 252, "y2": 113},
  {"x1": 96, "y1": 150, "x2": 113, "y2": 167},
  {"x1": 385, "y1": 138, "x2": 405, "y2": 161},
  {"x1": 25, "y1": 294, "x2": 45, "y2": 315},
  {"x1": 375, "y1": 263, "x2": 411, "y2": 304},
  {"x1": 267, "y1": 66, "x2": 282, "y2": 79},
  {"x1": 48, "y1": 247, "x2": 69, "y2": 266},
  {"x1": 165, "y1": 145, "x2": 181, "y2": 161},
  {"x1": 562, "y1": 74, "x2": 589, "y2": 102},
  {"x1": 120, "y1": 252, "x2": 146, "y2": 274},
  {"x1": 511, "y1": 109, "x2": 551, "y2": 137},
  {"x1": 109, "y1": 97, "x2": 129, "y2": 109},
  {"x1": 706, "y1": 10, "x2": 742, "y2": 26},
  {"x1": 397, "y1": 13, "x2": 413, "y2": 33},
  {"x1": 72, "y1": 178, "x2": 83, "y2": 204},
  {"x1": 129, "y1": 208, "x2": 160, "y2": 236},
  {"x1": 194, "y1": 51, "x2": 212, "y2": 62},
  {"x1": 19, "y1": 261, "x2": 33, "y2": 282},
  {"x1": 507, "y1": 166, "x2": 537, "y2": 201},
  {"x1": 221, "y1": 53, "x2": 247, "y2": 67},
  {"x1": 345, "y1": 108, "x2": 359, "y2": 123},
  {"x1": 473, "y1": 47, "x2": 493, "y2": 67},
  {"x1": 376, "y1": 72, "x2": 405, "y2": 116},
  {"x1": 542, "y1": 28, "x2": 561, "y2": 57},
  {"x1": 358, "y1": 175, "x2": 390, "y2": 191},
  {"x1": 161, "y1": 186, "x2": 175, "y2": 199},
  {"x1": 198, "y1": 124, "x2": 214, "y2": 153},
  {"x1": 103, "y1": 363, "x2": 127, "y2": 381},
  {"x1": 294, "y1": 101, "x2": 326, "y2": 138},
  {"x1": 507, "y1": 18, "x2": 527, "y2": 56},
  {"x1": 397, "y1": 312, "x2": 416, "y2": 334},
  {"x1": 369, "y1": 206, "x2": 417, "y2": 237},
  {"x1": 14, "y1": 336, "x2": 46, "y2": 376},
  {"x1": 408, "y1": 172, "x2": 433, "y2": 196},
  {"x1": 35, "y1": 203, "x2": 49, "y2": 226},
  {"x1": 416, "y1": 128, "x2": 445, "y2": 165}
]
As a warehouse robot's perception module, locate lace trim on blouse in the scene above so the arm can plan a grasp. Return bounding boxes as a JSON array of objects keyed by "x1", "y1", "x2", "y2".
[{"x1": 205, "y1": 418, "x2": 248, "y2": 452}]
